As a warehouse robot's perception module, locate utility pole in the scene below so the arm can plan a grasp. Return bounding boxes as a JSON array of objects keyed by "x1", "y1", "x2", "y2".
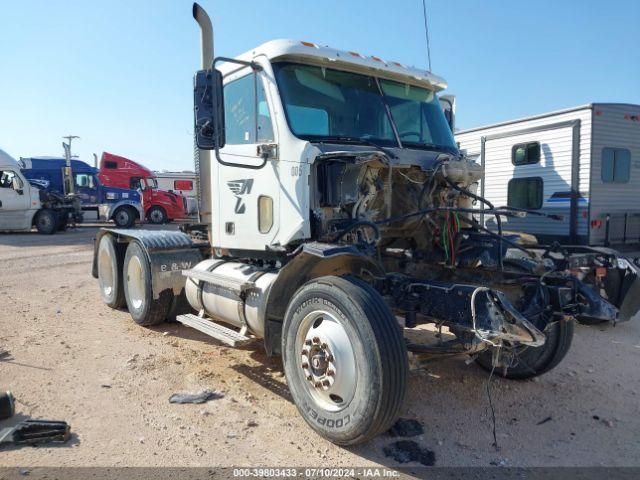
[{"x1": 62, "y1": 135, "x2": 79, "y2": 194}]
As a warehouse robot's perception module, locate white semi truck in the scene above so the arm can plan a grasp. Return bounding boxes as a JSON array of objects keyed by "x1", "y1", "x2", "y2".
[
  {"x1": 92, "y1": 3, "x2": 640, "y2": 445},
  {"x1": 0, "y1": 149, "x2": 81, "y2": 234}
]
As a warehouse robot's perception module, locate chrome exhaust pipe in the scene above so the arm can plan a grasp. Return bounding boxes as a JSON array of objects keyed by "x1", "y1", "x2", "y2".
[{"x1": 192, "y1": 2, "x2": 213, "y2": 227}]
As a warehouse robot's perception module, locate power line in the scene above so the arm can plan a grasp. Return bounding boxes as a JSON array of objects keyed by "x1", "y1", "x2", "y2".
[{"x1": 421, "y1": 0, "x2": 432, "y2": 71}]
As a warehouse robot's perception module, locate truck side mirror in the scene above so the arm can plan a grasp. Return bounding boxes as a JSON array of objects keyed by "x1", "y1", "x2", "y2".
[
  {"x1": 439, "y1": 95, "x2": 456, "y2": 133},
  {"x1": 194, "y1": 68, "x2": 225, "y2": 150}
]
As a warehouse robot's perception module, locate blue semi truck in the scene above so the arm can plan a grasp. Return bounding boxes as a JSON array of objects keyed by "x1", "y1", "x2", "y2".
[{"x1": 20, "y1": 156, "x2": 144, "y2": 229}]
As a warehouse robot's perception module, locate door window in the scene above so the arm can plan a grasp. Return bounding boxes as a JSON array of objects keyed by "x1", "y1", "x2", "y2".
[
  {"x1": 508, "y1": 177, "x2": 543, "y2": 209},
  {"x1": 0, "y1": 170, "x2": 23, "y2": 190},
  {"x1": 74, "y1": 173, "x2": 96, "y2": 189},
  {"x1": 224, "y1": 73, "x2": 274, "y2": 144}
]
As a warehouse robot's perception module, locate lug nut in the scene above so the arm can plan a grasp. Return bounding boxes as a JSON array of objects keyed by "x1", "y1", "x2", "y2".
[
  {"x1": 322, "y1": 379, "x2": 330, "y2": 387},
  {"x1": 301, "y1": 349, "x2": 308, "y2": 356},
  {"x1": 321, "y1": 342, "x2": 328, "y2": 350},
  {"x1": 314, "y1": 381, "x2": 322, "y2": 388},
  {"x1": 301, "y1": 362, "x2": 309, "y2": 369},
  {"x1": 326, "y1": 354, "x2": 334, "y2": 362},
  {"x1": 327, "y1": 369, "x2": 335, "y2": 377},
  {"x1": 312, "y1": 337, "x2": 320, "y2": 344},
  {"x1": 306, "y1": 375, "x2": 313, "y2": 381},
  {"x1": 304, "y1": 339, "x2": 312, "y2": 346}
]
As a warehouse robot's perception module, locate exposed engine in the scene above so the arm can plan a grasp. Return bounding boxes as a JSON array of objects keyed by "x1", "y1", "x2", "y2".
[{"x1": 312, "y1": 152, "x2": 482, "y2": 254}]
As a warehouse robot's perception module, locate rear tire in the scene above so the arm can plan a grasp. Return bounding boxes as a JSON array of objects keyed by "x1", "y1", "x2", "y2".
[
  {"x1": 147, "y1": 206, "x2": 167, "y2": 224},
  {"x1": 475, "y1": 319, "x2": 574, "y2": 379},
  {"x1": 113, "y1": 207, "x2": 136, "y2": 228},
  {"x1": 97, "y1": 235, "x2": 126, "y2": 309},
  {"x1": 282, "y1": 276, "x2": 408, "y2": 445},
  {"x1": 35, "y1": 209, "x2": 58, "y2": 235},
  {"x1": 123, "y1": 241, "x2": 171, "y2": 326}
]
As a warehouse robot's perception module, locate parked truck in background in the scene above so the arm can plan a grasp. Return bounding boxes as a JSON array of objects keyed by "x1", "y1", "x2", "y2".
[
  {"x1": 98, "y1": 152, "x2": 189, "y2": 224},
  {"x1": 92, "y1": 3, "x2": 640, "y2": 445},
  {"x1": 154, "y1": 170, "x2": 198, "y2": 215},
  {"x1": 21, "y1": 157, "x2": 143, "y2": 228},
  {"x1": 0, "y1": 149, "x2": 81, "y2": 234}
]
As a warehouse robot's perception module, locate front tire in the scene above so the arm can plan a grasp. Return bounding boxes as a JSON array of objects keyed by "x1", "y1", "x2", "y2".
[
  {"x1": 97, "y1": 234, "x2": 126, "y2": 309},
  {"x1": 147, "y1": 206, "x2": 167, "y2": 224},
  {"x1": 123, "y1": 241, "x2": 171, "y2": 326},
  {"x1": 35, "y1": 209, "x2": 58, "y2": 234},
  {"x1": 475, "y1": 319, "x2": 574, "y2": 379},
  {"x1": 282, "y1": 276, "x2": 408, "y2": 445},
  {"x1": 113, "y1": 207, "x2": 136, "y2": 228}
]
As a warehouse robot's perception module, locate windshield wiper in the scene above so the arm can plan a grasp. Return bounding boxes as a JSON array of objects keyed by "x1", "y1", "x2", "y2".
[
  {"x1": 316, "y1": 136, "x2": 397, "y2": 159},
  {"x1": 402, "y1": 141, "x2": 457, "y2": 155}
]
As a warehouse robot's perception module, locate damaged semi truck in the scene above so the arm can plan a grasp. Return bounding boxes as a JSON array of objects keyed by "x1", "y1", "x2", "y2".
[{"x1": 92, "y1": 3, "x2": 640, "y2": 445}]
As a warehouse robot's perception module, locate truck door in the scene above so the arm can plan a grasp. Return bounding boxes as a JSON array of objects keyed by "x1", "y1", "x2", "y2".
[
  {"x1": 0, "y1": 169, "x2": 32, "y2": 229},
  {"x1": 73, "y1": 172, "x2": 100, "y2": 205},
  {"x1": 216, "y1": 67, "x2": 281, "y2": 250}
]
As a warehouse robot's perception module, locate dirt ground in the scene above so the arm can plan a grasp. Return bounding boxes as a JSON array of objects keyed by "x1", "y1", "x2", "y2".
[{"x1": 1, "y1": 224, "x2": 639, "y2": 469}]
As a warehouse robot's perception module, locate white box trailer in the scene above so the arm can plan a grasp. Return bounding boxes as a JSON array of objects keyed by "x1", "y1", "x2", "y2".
[
  {"x1": 154, "y1": 171, "x2": 198, "y2": 215},
  {"x1": 456, "y1": 103, "x2": 640, "y2": 246}
]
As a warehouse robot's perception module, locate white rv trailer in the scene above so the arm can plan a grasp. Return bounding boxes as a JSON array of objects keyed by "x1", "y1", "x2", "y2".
[
  {"x1": 154, "y1": 171, "x2": 198, "y2": 214},
  {"x1": 456, "y1": 103, "x2": 640, "y2": 246}
]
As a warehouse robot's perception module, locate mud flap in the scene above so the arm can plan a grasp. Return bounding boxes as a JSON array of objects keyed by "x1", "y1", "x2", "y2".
[{"x1": 618, "y1": 273, "x2": 640, "y2": 322}]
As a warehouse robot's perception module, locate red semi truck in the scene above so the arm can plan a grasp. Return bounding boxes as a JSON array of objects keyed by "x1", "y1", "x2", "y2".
[{"x1": 98, "y1": 152, "x2": 188, "y2": 224}]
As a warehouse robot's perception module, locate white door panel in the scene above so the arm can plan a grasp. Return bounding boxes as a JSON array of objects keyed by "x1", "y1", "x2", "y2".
[{"x1": 0, "y1": 170, "x2": 33, "y2": 230}]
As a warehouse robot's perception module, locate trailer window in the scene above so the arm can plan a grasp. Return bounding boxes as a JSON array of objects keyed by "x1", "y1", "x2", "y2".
[
  {"x1": 508, "y1": 177, "x2": 543, "y2": 210},
  {"x1": 512, "y1": 142, "x2": 540, "y2": 166},
  {"x1": 601, "y1": 148, "x2": 630, "y2": 183},
  {"x1": 223, "y1": 74, "x2": 273, "y2": 144},
  {"x1": 174, "y1": 180, "x2": 193, "y2": 191}
]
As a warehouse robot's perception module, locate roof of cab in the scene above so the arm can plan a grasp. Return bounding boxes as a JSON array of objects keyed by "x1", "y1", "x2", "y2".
[
  {"x1": 219, "y1": 39, "x2": 448, "y2": 91},
  {"x1": 0, "y1": 149, "x2": 20, "y2": 169},
  {"x1": 20, "y1": 156, "x2": 97, "y2": 173}
]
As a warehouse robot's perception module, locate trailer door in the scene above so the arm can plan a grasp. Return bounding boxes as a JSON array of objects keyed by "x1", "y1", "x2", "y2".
[{"x1": 481, "y1": 120, "x2": 584, "y2": 244}]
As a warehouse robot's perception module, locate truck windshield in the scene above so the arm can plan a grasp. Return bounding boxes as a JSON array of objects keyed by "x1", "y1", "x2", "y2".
[{"x1": 272, "y1": 62, "x2": 457, "y2": 154}]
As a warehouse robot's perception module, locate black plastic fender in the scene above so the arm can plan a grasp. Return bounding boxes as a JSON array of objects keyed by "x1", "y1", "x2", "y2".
[
  {"x1": 92, "y1": 228, "x2": 203, "y2": 300},
  {"x1": 262, "y1": 242, "x2": 384, "y2": 356}
]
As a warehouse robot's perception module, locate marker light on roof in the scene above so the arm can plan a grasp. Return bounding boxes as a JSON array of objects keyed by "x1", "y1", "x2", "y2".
[
  {"x1": 348, "y1": 51, "x2": 363, "y2": 58},
  {"x1": 391, "y1": 61, "x2": 404, "y2": 67},
  {"x1": 300, "y1": 41, "x2": 318, "y2": 48},
  {"x1": 370, "y1": 56, "x2": 385, "y2": 63}
]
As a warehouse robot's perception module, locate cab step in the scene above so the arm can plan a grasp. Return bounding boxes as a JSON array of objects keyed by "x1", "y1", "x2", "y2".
[{"x1": 175, "y1": 313, "x2": 252, "y2": 347}]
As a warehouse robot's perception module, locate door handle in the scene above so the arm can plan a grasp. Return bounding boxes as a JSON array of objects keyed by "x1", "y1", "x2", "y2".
[{"x1": 0, "y1": 200, "x2": 3, "y2": 207}]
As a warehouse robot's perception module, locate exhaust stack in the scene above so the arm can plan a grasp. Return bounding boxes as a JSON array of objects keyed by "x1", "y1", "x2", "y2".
[{"x1": 192, "y1": 2, "x2": 213, "y2": 227}]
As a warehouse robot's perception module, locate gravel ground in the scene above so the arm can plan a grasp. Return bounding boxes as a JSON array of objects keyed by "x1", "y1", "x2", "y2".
[{"x1": 1, "y1": 225, "x2": 639, "y2": 469}]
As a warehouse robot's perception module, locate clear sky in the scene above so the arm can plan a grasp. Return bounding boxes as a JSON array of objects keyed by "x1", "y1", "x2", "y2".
[{"x1": 1, "y1": 0, "x2": 638, "y2": 171}]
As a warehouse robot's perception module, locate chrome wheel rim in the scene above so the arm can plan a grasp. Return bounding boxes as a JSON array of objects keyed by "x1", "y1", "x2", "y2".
[
  {"x1": 126, "y1": 255, "x2": 145, "y2": 309},
  {"x1": 116, "y1": 210, "x2": 130, "y2": 226},
  {"x1": 150, "y1": 209, "x2": 164, "y2": 223},
  {"x1": 295, "y1": 310, "x2": 357, "y2": 412}
]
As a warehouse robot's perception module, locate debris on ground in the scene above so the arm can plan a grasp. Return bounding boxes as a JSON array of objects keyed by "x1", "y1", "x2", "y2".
[
  {"x1": 490, "y1": 458, "x2": 509, "y2": 467},
  {"x1": 537, "y1": 416, "x2": 553, "y2": 425},
  {"x1": 168, "y1": 390, "x2": 224, "y2": 404},
  {"x1": 0, "y1": 348, "x2": 10, "y2": 361},
  {"x1": 0, "y1": 391, "x2": 15, "y2": 420},
  {"x1": 388, "y1": 418, "x2": 424, "y2": 437},
  {"x1": 0, "y1": 420, "x2": 70, "y2": 446},
  {"x1": 246, "y1": 420, "x2": 258, "y2": 428},
  {"x1": 383, "y1": 440, "x2": 435, "y2": 466}
]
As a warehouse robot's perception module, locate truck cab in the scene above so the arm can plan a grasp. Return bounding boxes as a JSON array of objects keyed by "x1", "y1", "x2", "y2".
[
  {"x1": 20, "y1": 157, "x2": 143, "y2": 228},
  {"x1": 98, "y1": 152, "x2": 188, "y2": 224},
  {"x1": 0, "y1": 149, "x2": 82, "y2": 234},
  {"x1": 0, "y1": 149, "x2": 40, "y2": 231}
]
